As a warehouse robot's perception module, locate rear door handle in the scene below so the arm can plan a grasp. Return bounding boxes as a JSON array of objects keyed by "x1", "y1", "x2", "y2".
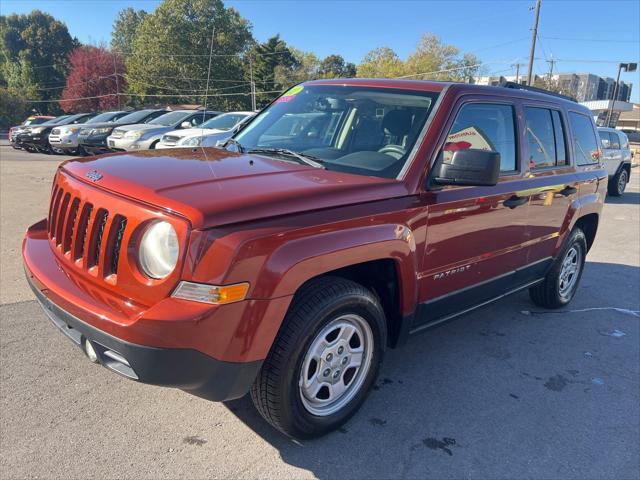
[
  {"x1": 560, "y1": 186, "x2": 577, "y2": 197},
  {"x1": 503, "y1": 195, "x2": 528, "y2": 209}
]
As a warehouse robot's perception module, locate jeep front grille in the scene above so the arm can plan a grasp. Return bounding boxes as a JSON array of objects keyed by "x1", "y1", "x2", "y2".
[{"x1": 48, "y1": 183, "x2": 128, "y2": 279}]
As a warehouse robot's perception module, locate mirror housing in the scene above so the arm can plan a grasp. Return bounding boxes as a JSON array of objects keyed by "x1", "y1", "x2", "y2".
[
  {"x1": 180, "y1": 121, "x2": 192, "y2": 129},
  {"x1": 433, "y1": 149, "x2": 501, "y2": 187}
]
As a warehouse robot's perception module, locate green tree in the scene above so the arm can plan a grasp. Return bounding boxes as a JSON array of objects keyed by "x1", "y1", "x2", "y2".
[
  {"x1": 274, "y1": 49, "x2": 321, "y2": 89},
  {"x1": 125, "y1": 0, "x2": 253, "y2": 110},
  {"x1": 247, "y1": 35, "x2": 298, "y2": 106},
  {"x1": 111, "y1": 7, "x2": 147, "y2": 55},
  {"x1": 356, "y1": 47, "x2": 406, "y2": 78},
  {"x1": 0, "y1": 88, "x2": 32, "y2": 130},
  {"x1": 0, "y1": 10, "x2": 79, "y2": 113},
  {"x1": 318, "y1": 54, "x2": 356, "y2": 79}
]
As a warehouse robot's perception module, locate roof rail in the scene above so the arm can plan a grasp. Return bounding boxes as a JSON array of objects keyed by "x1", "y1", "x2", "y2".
[{"x1": 499, "y1": 80, "x2": 577, "y2": 103}]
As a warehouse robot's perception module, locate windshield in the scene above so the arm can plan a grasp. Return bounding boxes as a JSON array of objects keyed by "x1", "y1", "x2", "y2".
[
  {"x1": 23, "y1": 117, "x2": 52, "y2": 126},
  {"x1": 116, "y1": 109, "x2": 155, "y2": 124},
  {"x1": 234, "y1": 85, "x2": 438, "y2": 179},
  {"x1": 148, "y1": 111, "x2": 191, "y2": 126},
  {"x1": 42, "y1": 115, "x2": 71, "y2": 126},
  {"x1": 86, "y1": 111, "x2": 124, "y2": 124},
  {"x1": 201, "y1": 113, "x2": 249, "y2": 131}
]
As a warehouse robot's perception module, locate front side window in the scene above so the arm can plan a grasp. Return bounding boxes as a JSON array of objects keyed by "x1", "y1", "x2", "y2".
[
  {"x1": 441, "y1": 103, "x2": 517, "y2": 172},
  {"x1": 201, "y1": 113, "x2": 249, "y2": 130},
  {"x1": 569, "y1": 112, "x2": 600, "y2": 165},
  {"x1": 233, "y1": 85, "x2": 438, "y2": 179},
  {"x1": 187, "y1": 112, "x2": 217, "y2": 127},
  {"x1": 525, "y1": 107, "x2": 567, "y2": 168}
]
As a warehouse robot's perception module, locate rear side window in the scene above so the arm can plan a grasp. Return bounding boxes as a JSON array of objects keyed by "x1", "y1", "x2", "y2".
[
  {"x1": 524, "y1": 107, "x2": 567, "y2": 168},
  {"x1": 569, "y1": 112, "x2": 600, "y2": 165},
  {"x1": 443, "y1": 103, "x2": 517, "y2": 172},
  {"x1": 617, "y1": 132, "x2": 629, "y2": 149}
]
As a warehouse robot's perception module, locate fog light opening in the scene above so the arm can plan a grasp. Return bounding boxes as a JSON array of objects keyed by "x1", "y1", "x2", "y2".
[{"x1": 84, "y1": 339, "x2": 99, "y2": 363}]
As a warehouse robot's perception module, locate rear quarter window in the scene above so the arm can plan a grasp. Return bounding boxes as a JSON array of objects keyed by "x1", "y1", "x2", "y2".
[{"x1": 569, "y1": 112, "x2": 600, "y2": 165}]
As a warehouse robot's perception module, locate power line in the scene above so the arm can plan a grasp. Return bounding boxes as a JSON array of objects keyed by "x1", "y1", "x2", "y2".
[{"x1": 540, "y1": 35, "x2": 639, "y2": 43}]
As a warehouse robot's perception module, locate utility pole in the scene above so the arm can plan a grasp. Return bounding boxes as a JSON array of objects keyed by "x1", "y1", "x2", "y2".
[
  {"x1": 249, "y1": 55, "x2": 257, "y2": 111},
  {"x1": 512, "y1": 63, "x2": 521, "y2": 84},
  {"x1": 113, "y1": 54, "x2": 121, "y2": 109},
  {"x1": 526, "y1": 0, "x2": 542, "y2": 86},
  {"x1": 546, "y1": 56, "x2": 556, "y2": 89}
]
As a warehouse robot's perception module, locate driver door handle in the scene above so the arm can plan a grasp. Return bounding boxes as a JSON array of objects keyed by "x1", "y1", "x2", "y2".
[
  {"x1": 560, "y1": 185, "x2": 578, "y2": 197},
  {"x1": 503, "y1": 195, "x2": 528, "y2": 209}
]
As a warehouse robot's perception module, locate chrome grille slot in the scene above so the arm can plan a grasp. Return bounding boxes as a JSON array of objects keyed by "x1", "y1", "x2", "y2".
[
  {"x1": 73, "y1": 203, "x2": 93, "y2": 260},
  {"x1": 49, "y1": 188, "x2": 64, "y2": 239},
  {"x1": 108, "y1": 216, "x2": 128, "y2": 275},
  {"x1": 63, "y1": 198, "x2": 80, "y2": 253},
  {"x1": 87, "y1": 209, "x2": 109, "y2": 269},
  {"x1": 55, "y1": 193, "x2": 71, "y2": 246}
]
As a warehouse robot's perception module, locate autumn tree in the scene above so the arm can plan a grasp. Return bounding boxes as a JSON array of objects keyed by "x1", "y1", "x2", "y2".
[
  {"x1": 111, "y1": 7, "x2": 147, "y2": 55},
  {"x1": 125, "y1": 0, "x2": 253, "y2": 110},
  {"x1": 0, "y1": 10, "x2": 79, "y2": 113},
  {"x1": 318, "y1": 54, "x2": 356, "y2": 79},
  {"x1": 59, "y1": 46, "x2": 126, "y2": 112}
]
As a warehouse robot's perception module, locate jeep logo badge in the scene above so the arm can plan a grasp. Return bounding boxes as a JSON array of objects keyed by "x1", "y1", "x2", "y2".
[{"x1": 86, "y1": 170, "x2": 103, "y2": 182}]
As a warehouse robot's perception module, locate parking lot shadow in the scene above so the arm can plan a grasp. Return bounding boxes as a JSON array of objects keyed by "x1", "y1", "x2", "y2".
[
  {"x1": 224, "y1": 261, "x2": 639, "y2": 479},
  {"x1": 605, "y1": 191, "x2": 640, "y2": 205}
]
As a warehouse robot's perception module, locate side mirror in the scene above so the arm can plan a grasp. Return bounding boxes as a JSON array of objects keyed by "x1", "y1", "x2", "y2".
[
  {"x1": 180, "y1": 121, "x2": 192, "y2": 129},
  {"x1": 600, "y1": 138, "x2": 610, "y2": 149},
  {"x1": 433, "y1": 149, "x2": 500, "y2": 187}
]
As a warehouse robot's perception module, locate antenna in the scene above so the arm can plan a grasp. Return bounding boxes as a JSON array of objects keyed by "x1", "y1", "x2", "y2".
[{"x1": 203, "y1": 22, "x2": 216, "y2": 124}]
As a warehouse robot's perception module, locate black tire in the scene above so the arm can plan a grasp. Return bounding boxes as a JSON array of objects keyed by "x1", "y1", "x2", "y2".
[
  {"x1": 529, "y1": 228, "x2": 587, "y2": 309},
  {"x1": 251, "y1": 276, "x2": 387, "y2": 439},
  {"x1": 608, "y1": 169, "x2": 628, "y2": 197}
]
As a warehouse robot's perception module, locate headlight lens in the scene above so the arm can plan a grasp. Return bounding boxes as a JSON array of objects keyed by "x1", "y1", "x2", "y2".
[
  {"x1": 31, "y1": 127, "x2": 44, "y2": 133},
  {"x1": 94, "y1": 127, "x2": 113, "y2": 134},
  {"x1": 138, "y1": 221, "x2": 179, "y2": 279},
  {"x1": 125, "y1": 130, "x2": 144, "y2": 140},
  {"x1": 182, "y1": 136, "x2": 202, "y2": 146}
]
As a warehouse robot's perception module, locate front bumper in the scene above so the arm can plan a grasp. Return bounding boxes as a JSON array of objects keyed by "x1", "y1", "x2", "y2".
[
  {"x1": 22, "y1": 220, "x2": 291, "y2": 401},
  {"x1": 106, "y1": 135, "x2": 157, "y2": 151},
  {"x1": 79, "y1": 135, "x2": 112, "y2": 154},
  {"x1": 48, "y1": 133, "x2": 80, "y2": 150},
  {"x1": 18, "y1": 134, "x2": 49, "y2": 149},
  {"x1": 27, "y1": 275, "x2": 261, "y2": 400}
]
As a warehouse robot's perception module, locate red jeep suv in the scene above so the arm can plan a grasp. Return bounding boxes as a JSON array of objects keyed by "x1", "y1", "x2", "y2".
[{"x1": 23, "y1": 79, "x2": 606, "y2": 438}]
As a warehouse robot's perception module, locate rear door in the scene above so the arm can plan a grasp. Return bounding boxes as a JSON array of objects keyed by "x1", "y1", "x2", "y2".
[
  {"x1": 416, "y1": 97, "x2": 530, "y2": 325},
  {"x1": 599, "y1": 130, "x2": 622, "y2": 176},
  {"x1": 522, "y1": 105, "x2": 579, "y2": 266}
]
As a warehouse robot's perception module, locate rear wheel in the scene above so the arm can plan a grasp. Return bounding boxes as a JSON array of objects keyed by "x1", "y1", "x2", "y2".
[
  {"x1": 529, "y1": 228, "x2": 587, "y2": 308},
  {"x1": 608, "y1": 169, "x2": 628, "y2": 197},
  {"x1": 251, "y1": 277, "x2": 386, "y2": 439}
]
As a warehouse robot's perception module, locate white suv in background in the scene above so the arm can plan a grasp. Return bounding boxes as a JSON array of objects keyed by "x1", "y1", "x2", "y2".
[
  {"x1": 156, "y1": 111, "x2": 255, "y2": 149},
  {"x1": 598, "y1": 127, "x2": 632, "y2": 196}
]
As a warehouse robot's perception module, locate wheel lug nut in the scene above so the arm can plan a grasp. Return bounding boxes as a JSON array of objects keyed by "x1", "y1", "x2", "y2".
[
  {"x1": 337, "y1": 346, "x2": 344, "y2": 355},
  {"x1": 326, "y1": 353, "x2": 333, "y2": 362},
  {"x1": 333, "y1": 370, "x2": 340, "y2": 379},
  {"x1": 342, "y1": 357, "x2": 348, "y2": 365},
  {"x1": 323, "y1": 368, "x2": 331, "y2": 377}
]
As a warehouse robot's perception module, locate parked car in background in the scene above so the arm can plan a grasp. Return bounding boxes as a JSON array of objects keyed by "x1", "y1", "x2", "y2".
[
  {"x1": 9, "y1": 116, "x2": 55, "y2": 149},
  {"x1": 106, "y1": 110, "x2": 220, "y2": 151},
  {"x1": 77, "y1": 109, "x2": 167, "y2": 156},
  {"x1": 618, "y1": 128, "x2": 640, "y2": 158},
  {"x1": 598, "y1": 127, "x2": 632, "y2": 196},
  {"x1": 24, "y1": 79, "x2": 606, "y2": 438},
  {"x1": 17, "y1": 114, "x2": 96, "y2": 153},
  {"x1": 49, "y1": 111, "x2": 129, "y2": 155},
  {"x1": 157, "y1": 111, "x2": 255, "y2": 149}
]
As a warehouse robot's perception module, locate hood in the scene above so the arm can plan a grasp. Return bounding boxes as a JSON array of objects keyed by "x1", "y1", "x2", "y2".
[
  {"x1": 113, "y1": 124, "x2": 164, "y2": 133},
  {"x1": 61, "y1": 148, "x2": 407, "y2": 229},
  {"x1": 79, "y1": 122, "x2": 119, "y2": 130}
]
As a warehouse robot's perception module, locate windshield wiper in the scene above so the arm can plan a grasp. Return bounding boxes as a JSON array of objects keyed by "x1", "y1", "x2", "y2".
[
  {"x1": 248, "y1": 148, "x2": 325, "y2": 169},
  {"x1": 221, "y1": 137, "x2": 245, "y2": 153}
]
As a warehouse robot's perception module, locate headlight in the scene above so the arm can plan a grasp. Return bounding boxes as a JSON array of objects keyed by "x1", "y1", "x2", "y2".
[
  {"x1": 125, "y1": 130, "x2": 145, "y2": 140},
  {"x1": 31, "y1": 127, "x2": 44, "y2": 133},
  {"x1": 182, "y1": 136, "x2": 202, "y2": 146},
  {"x1": 138, "y1": 221, "x2": 179, "y2": 279},
  {"x1": 94, "y1": 127, "x2": 113, "y2": 134}
]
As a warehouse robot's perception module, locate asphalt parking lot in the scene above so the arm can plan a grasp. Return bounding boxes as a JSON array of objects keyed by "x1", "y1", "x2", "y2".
[{"x1": 1, "y1": 144, "x2": 638, "y2": 479}]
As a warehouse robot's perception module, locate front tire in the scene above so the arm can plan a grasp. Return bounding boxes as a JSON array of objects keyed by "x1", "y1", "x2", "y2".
[
  {"x1": 608, "y1": 169, "x2": 628, "y2": 197},
  {"x1": 251, "y1": 277, "x2": 386, "y2": 439},
  {"x1": 529, "y1": 228, "x2": 587, "y2": 308}
]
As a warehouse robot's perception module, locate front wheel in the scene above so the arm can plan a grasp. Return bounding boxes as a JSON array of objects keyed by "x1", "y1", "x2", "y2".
[
  {"x1": 608, "y1": 169, "x2": 628, "y2": 197},
  {"x1": 251, "y1": 277, "x2": 386, "y2": 439},
  {"x1": 529, "y1": 228, "x2": 587, "y2": 308}
]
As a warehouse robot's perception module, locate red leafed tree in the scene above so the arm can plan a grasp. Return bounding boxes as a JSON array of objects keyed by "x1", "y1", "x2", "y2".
[{"x1": 59, "y1": 46, "x2": 126, "y2": 112}]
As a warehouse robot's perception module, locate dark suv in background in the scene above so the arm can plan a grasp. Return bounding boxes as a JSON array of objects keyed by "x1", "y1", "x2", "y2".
[
  {"x1": 78, "y1": 109, "x2": 168, "y2": 156},
  {"x1": 17, "y1": 113, "x2": 95, "y2": 153}
]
